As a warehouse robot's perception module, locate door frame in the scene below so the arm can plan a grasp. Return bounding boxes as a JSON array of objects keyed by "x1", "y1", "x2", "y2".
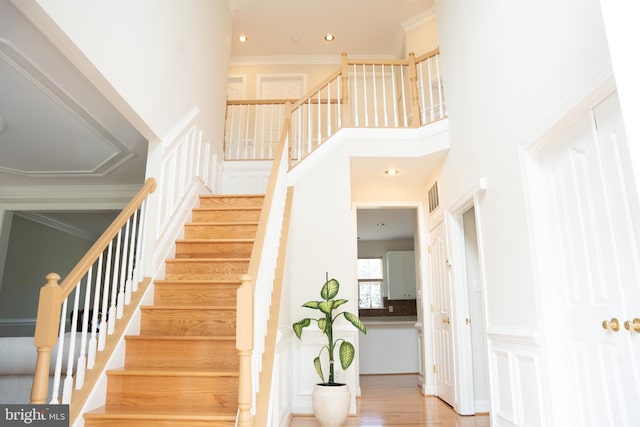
[
  {"x1": 445, "y1": 178, "x2": 489, "y2": 415},
  {"x1": 352, "y1": 201, "x2": 434, "y2": 393}
]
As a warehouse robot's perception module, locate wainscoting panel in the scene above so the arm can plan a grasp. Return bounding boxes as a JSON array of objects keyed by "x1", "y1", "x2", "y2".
[
  {"x1": 220, "y1": 161, "x2": 272, "y2": 194},
  {"x1": 270, "y1": 328, "x2": 293, "y2": 427},
  {"x1": 487, "y1": 329, "x2": 545, "y2": 427}
]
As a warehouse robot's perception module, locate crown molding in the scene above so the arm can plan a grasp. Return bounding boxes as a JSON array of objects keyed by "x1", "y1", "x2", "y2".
[
  {"x1": 401, "y1": 8, "x2": 437, "y2": 33},
  {"x1": 229, "y1": 53, "x2": 398, "y2": 66},
  {"x1": 0, "y1": 184, "x2": 141, "y2": 204},
  {"x1": 15, "y1": 211, "x2": 99, "y2": 241}
]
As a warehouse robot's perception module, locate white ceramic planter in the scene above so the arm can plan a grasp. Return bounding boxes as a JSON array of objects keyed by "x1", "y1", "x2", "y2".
[{"x1": 311, "y1": 383, "x2": 351, "y2": 427}]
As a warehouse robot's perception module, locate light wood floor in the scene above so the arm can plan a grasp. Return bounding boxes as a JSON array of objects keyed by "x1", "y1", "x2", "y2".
[{"x1": 289, "y1": 374, "x2": 490, "y2": 427}]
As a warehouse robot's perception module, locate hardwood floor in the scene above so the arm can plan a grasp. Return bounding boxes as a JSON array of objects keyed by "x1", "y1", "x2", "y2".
[{"x1": 289, "y1": 374, "x2": 490, "y2": 427}]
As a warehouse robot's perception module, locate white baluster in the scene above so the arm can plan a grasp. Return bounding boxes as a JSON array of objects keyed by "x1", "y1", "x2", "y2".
[
  {"x1": 316, "y1": 90, "x2": 321, "y2": 147},
  {"x1": 435, "y1": 54, "x2": 444, "y2": 117},
  {"x1": 62, "y1": 285, "x2": 81, "y2": 403},
  {"x1": 99, "y1": 241, "x2": 113, "y2": 350},
  {"x1": 337, "y1": 75, "x2": 342, "y2": 129},
  {"x1": 125, "y1": 209, "x2": 138, "y2": 305},
  {"x1": 427, "y1": 56, "x2": 435, "y2": 122},
  {"x1": 353, "y1": 64, "x2": 359, "y2": 126},
  {"x1": 392, "y1": 65, "x2": 399, "y2": 127},
  {"x1": 76, "y1": 266, "x2": 94, "y2": 389},
  {"x1": 362, "y1": 64, "x2": 369, "y2": 127},
  {"x1": 50, "y1": 298, "x2": 68, "y2": 404},
  {"x1": 327, "y1": 81, "x2": 332, "y2": 137},
  {"x1": 136, "y1": 200, "x2": 148, "y2": 287},
  {"x1": 400, "y1": 65, "x2": 408, "y2": 127},
  {"x1": 372, "y1": 64, "x2": 379, "y2": 127},
  {"x1": 307, "y1": 99, "x2": 312, "y2": 156},
  {"x1": 381, "y1": 64, "x2": 388, "y2": 127},
  {"x1": 417, "y1": 59, "x2": 427, "y2": 124},
  {"x1": 89, "y1": 253, "x2": 104, "y2": 369},
  {"x1": 117, "y1": 219, "x2": 130, "y2": 319},
  {"x1": 108, "y1": 230, "x2": 122, "y2": 334}
]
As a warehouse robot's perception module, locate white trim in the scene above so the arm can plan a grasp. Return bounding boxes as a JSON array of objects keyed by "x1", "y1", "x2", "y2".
[
  {"x1": 0, "y1": 184, "x2": 141, "y2": 204},
  {"x1": 15, "y1": 211, "x2": 102, "y2": 241},
  {"x1": 486, "y1": 328, "x2": 539, "y2": 346}
]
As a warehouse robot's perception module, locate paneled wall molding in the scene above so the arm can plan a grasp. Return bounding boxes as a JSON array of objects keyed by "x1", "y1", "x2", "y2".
[
  {"x1": 15, "y1": 211, "x2": 100, "y2": 241},
  {"x1": 221, "y1": 160, "x2": 272, "y2": 194},
  {"x1": 487, "y1": 327, "x2": 546, "y2": 427},
  {"x1": 486, "y1": 327, "x2": 539, "y2": 346}
]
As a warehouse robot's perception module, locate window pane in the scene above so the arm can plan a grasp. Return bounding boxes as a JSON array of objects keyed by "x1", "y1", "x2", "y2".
[
  {"x1": 359, "y1": 281, "x2": 384, "y2": 309},
  {"x1": 357, "y1": 258, "x2": 383, "y2": 280}
]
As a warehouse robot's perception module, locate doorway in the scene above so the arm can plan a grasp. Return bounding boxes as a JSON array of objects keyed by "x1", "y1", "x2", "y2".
[
  {"x1": 435, "y1": 184, "x2": 490, "y2": 415},
  {"x1": 355, "y1": 206, "x2": 427, "y2": 383}
]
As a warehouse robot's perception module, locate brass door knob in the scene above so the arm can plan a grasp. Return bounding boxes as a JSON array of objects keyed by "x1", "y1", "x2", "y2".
[
  {"x1": 624, "y1": 318, "x2": 640, "y2": 333},
  {"x1": 602, "y1": 318, "x2": 620, "y2": 332},
  {"x1": 442, "y1": 318, "x2": 450, "y2": 324}
]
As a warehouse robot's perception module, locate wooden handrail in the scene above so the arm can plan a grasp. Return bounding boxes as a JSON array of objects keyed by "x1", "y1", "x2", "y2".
[
  {"x1": 58, "y1": 177, "x2": 157, "y2": 299},
  {"x1": 236, "y1": 117, "x2": 291, "y2": 426},
  {"x1": 415, "y1": 47, "x2": 440, "y2": 64},
  {"x1": 347, "y1": 58, "x2": 409, "y2": 66},
  {"x1": 227, "y1": 99, "x2": 292, "y2": 106},
  {"x1": 291, "y1": 68, "x2": 341, "y2": 110},
  {"x1": 30, "y1": 177, "x2": 157, "y2": 406}
]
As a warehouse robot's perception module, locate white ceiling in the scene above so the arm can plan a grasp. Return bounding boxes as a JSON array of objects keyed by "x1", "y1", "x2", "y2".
[
  {"x1": 0, "y1": 0, "x2": 440, "y2": 240},
  {"x1": 229, "y1": 0, "x2": 435, "y2": 60},
  {"x1": 0, "y1": 0, "x2": 148, "y2": 189}
]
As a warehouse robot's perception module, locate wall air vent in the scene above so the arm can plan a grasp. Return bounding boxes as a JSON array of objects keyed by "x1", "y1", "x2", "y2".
[{"x1": 428, "y1": 181, "x2": 440, "y2": 213}]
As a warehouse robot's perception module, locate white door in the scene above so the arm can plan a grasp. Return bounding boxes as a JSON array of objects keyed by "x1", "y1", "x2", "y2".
[
  {"x1": 430, "y1": 221, "x2": 456, "y2": 407},
  {"x1": 537, "y1": 92, "x2": 640, "y2": 426}
]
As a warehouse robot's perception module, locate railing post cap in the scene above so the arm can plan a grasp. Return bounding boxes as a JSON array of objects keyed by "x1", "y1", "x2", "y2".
[{"x1": 45, "y1": 273, "x2": 61, "y2": 285}]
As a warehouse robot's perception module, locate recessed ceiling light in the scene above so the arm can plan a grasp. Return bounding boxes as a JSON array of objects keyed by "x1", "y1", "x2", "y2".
[
  {"x1": 385, "y1": 168, "x2": 399, "y2": 176},
  {"x1": 324, "y1": 33, "x2": 335, "y2": 42},
  {"x1": 238, "y1": 35, "x2": 248, "y2": 43}
]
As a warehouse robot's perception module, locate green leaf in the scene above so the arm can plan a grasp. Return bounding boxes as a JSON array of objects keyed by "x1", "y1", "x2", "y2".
[
  {"x1": 292, "y1": 318, "x2": 311, "y2": 339},
  {"x1": 303, "y1": 301, "x2": 320, "y2": 309},
  {"x1": 313, "y1": 356, "x2": 324, "y2": 383},
  {"x1": 320, "y1": 278, "x2": 340, "y2": 300},
  {"x1": 344, "y1": 312, "x2": 367, "y2": 334},
  {"x1": 319, "y1": 300, "x2": 333, "y2": 315},
  {"x1": 318, "y1": 317, "x2": 328, "y2": 333},
  {"x1": 333, "y1": 299, "x2": 348, "y2": 309},
  {"x1": 339, "y1": 341, "x2": 355, "y2": 370}
]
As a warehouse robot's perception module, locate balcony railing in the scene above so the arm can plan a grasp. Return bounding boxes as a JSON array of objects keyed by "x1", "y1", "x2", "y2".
[{"x1": 224, "y1": 49, "x2": 446, "y2": 163}]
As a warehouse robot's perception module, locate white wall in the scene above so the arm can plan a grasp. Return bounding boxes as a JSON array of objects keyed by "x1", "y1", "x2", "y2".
[
  {"x1": 435, "y1": 0, "x2": 613, "y2": 425},
  {"x1": 23, "y1": 0, "x2": 232, "y2": 148}
]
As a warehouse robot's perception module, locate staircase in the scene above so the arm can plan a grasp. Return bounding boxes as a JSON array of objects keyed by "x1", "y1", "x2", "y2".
[{"x1": 84, "y1": 194, "x2": 263, "y2": 427}]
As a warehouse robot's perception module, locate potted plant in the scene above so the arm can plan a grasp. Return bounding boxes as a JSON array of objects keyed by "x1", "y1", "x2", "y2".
[{"x1": 292, "y1": 274, "x2": 367, "y2": 427}]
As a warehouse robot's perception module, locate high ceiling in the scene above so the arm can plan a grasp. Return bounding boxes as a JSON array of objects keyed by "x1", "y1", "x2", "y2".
[
  {"x1": 0, "y1": 0, "x2": 439, "y2": 240},
  {"x1": 229, "y1": 0, "x2": 434, "y2": 60}
]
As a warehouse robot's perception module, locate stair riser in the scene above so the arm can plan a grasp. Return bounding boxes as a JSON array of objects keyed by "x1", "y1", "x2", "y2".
[
  {"x1": 184, "y1": 224, "x2": 258, "y2": 239},
  {"x1": 106, "y1": 374, "x2": 238, "y2": 409},
  {"x1": 125, "y1": 339, "x2": 238, "y2": 371},
  {"x1": 85, "y1": 418, "x2": 235, "y2": 427},
  {"x1": 199, "y1": 196, "x2": 263, "y2": 208},
  {"x1": 192, "y1": 209, "x2": 260, "y2": 222},
  {"x1": 140, "y1": 308, "x2": 236, "y2": 336},
  {"x1": 175, "y1": 241, "x2": 253, "y2": 258},
  {"x1": 165, "y1": 260, "x2": 249, "y2": 280},
  {"x1": 154, "y1": 283, "x2": 238, "y2": 306}
]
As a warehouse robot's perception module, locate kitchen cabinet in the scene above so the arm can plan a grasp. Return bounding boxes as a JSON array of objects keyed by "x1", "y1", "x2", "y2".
[{"x1": 386, "y1": 250, "x2": 416, "y2": 299}]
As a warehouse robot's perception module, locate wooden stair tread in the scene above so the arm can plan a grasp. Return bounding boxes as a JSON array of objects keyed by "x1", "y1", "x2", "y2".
[
  {"x1": 125, "y1": 335, "x2": 235, "y2": 342},
  {"x1": 154, "y1": 279, "x2": 242, "y2": 284},
  {"x1": 176, "y1": 238, "x2": 255, "y2": 243},
  {"x1": 192, "y1": 206, "x2": 261, "y2": 211},
  {"x1": 86, "y1": 406, "x2": 236, "y2": 419},
  {"x1": 107, "y1": 368, "x2": 239, "y2": 377},
  {"x1": 165, "y1": 257, "x2": 250, "y2": 262},
  {"x1": 186, "y1": 221, "x2": 258, "y2": 226},
  {"x1": 141, "y1": 305, "x2": 235, "y2": 310}
]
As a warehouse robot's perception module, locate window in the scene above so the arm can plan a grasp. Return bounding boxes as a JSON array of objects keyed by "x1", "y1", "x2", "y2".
[{"x1": 357, "y1": 258, "x2": 384, "y2": 309}]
